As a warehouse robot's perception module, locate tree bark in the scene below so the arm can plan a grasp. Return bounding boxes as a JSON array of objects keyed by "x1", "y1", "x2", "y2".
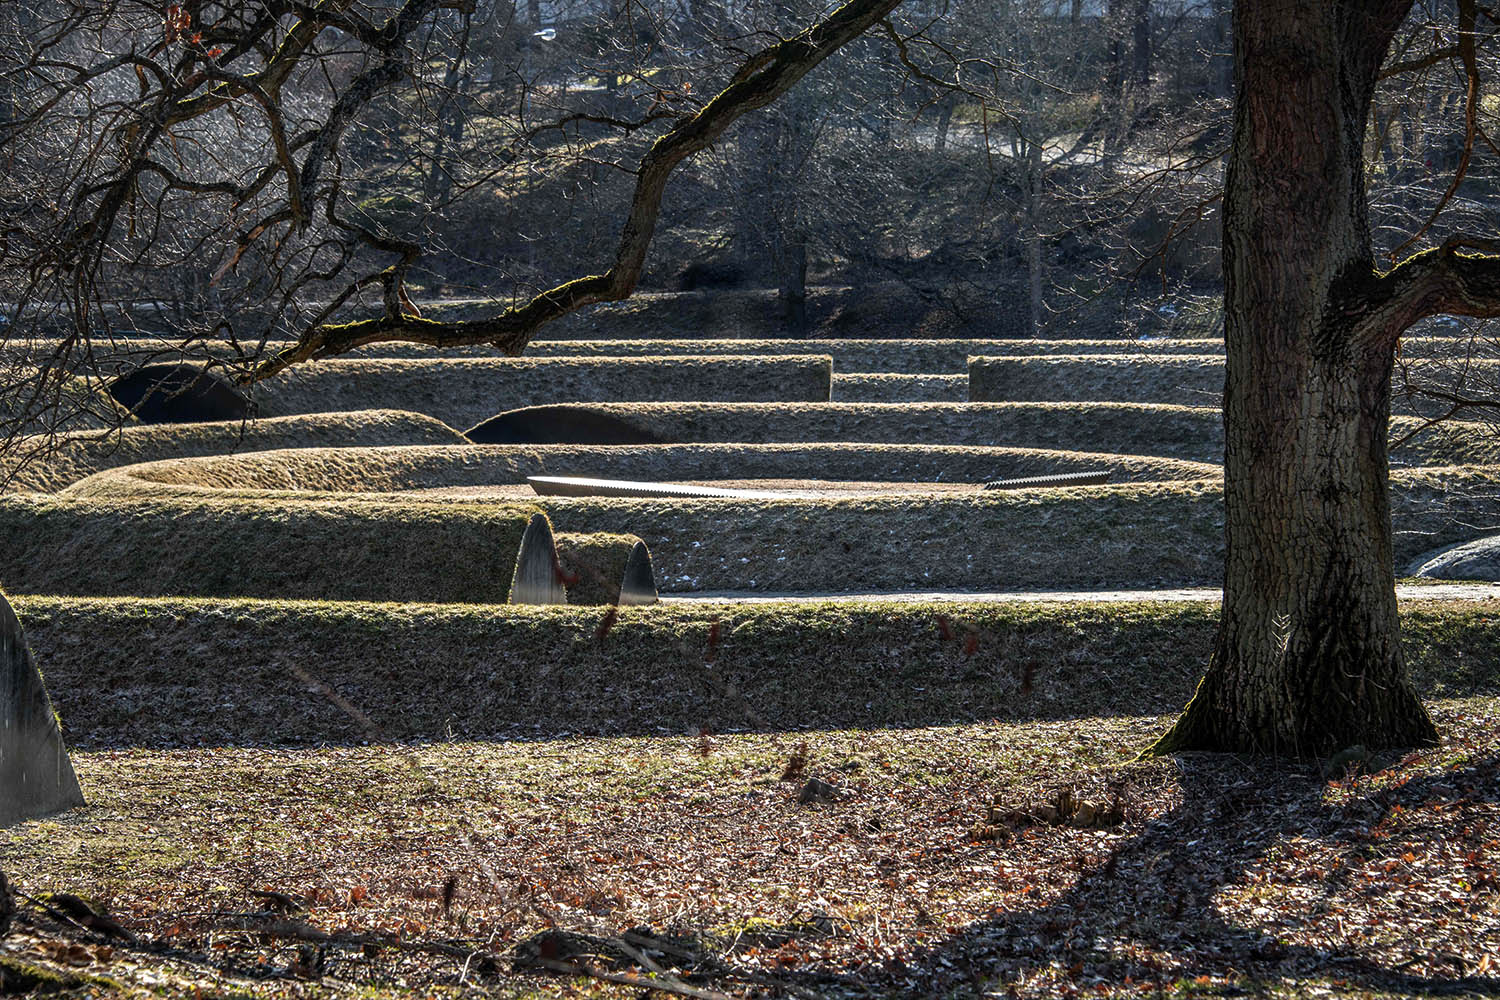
[
  {"x1": 1153, "y1": 0, "x2": 1438, "y2": 756},
  {"x1": 779, "y1": 239, "x2": 809, "y2": 336},
  {"x1": 1025, "y1": 132, "x2": 1045, "y2": 337},
  {"x1": 1130, "y1": 0, "x2": 1151, "y2": 85}
]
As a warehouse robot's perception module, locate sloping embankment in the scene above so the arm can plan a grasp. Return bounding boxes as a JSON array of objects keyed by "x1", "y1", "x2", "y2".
[{"x1": 15, "y1": 595, "x2": 1498, "y2": 747}]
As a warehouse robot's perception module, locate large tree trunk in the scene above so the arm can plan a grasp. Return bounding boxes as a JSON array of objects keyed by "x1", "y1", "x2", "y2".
[
  {"x1": 1130, "y1": 0, "x2": 1151, "y2": 85},
  {"x1": 1154, "y1": 0, "x2": 1437, "y2": 756}
]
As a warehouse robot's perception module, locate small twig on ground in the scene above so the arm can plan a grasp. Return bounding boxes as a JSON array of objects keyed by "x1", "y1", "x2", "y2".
[
  {"x1": 528, "y1": 954, "x2": 738, "y2": 1000},
  {"x1": 619, "y1": 928, "x2": 828, "y2": 1000},
  {"x1": 211, "y1": 914, "x2": 496, "y2": 964}
]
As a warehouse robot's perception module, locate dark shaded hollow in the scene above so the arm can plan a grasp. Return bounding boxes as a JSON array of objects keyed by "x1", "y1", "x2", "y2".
[
  {"x1": 107, "y1": 363, "x2": 254, "y2": 424},
  {"x1": 467, "y1": 404, "x2": 666, "y2": 445}
]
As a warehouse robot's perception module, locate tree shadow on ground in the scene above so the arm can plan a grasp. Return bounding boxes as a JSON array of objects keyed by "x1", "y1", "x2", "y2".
[{"x1": 867, "y1": 751, "x2": 1500, "y2": 998}]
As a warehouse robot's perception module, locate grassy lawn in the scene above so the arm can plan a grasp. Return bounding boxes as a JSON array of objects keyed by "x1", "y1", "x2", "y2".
[{"x1": 4, "y1": 701, "x2": 1496, "y2": 998}]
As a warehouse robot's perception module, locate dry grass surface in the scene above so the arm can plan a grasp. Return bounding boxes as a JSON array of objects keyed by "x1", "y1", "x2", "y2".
[
  {"x1": 832, "y1": 374, "x2": 967, "y2": 402},
  {"x1": 56, "y1": 421, "x2": 1499, "y2": 500},
  {"x1": 1, "y1": 410, "x2": 465, "y2": 493},
  {"x1": 1398, "y1": 335, "x2": 1500, "y2": 358},
  {"x1": 66, "y1": 443, "x2": 1220, "y2": 499},
  {"x1": 2, "y1": 690, "x2": 1495, "y2": 998},
  {"x1": 0, "y1": 369, "x2": 132, "y2": 436},
  {"x1": 467, "y1": 402, "x2": 1231, "y2": 460},
  {"x1": 1390, "y1": 416, "x2": 1500, "y2": 466},
  {"x1": 427, "y1": 402, "x2": 1490, "y2": 468},
  {"x1": 971, "y1": 355, "x2": 1500, "y2": 415},
  {"x1": 0, "y1": 495, "x2": 535, "y2": 601},
  {"x1": 14, "y1": 595, "x2": 1499, "y2": 746},
  {"x1": 554, "y1": 531, "x2": 652, "y2": 605},
  {"x1": 526, "y1": 467, "x2": 1499, "y2": 592},
  {"x1": 50, "y1": 448, "x2": 1500, "y2": 592},
  {"x1": 969, "y1": 355, "x2": 1227, "y2": 406},
  {"x1": 5, "y1": 311, "x2": 1497, "y2": 999},
  {"x1": 251, "y1": 357, "x2": 834, "y2": 427}
]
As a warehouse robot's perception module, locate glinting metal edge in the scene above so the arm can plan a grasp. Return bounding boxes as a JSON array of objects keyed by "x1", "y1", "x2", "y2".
[{"x1": 984, "y1": 470, "x2": 1112, "y2": 490}]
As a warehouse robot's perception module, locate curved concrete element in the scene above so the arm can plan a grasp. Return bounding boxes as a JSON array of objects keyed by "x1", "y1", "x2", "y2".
[
  {"x1": 1, "y1": 589, "x2": 84, "y2": 826},
  {"x1": 619, "y1": 541, "x2": 659, "y2": 606},
  {"x1": 986, "y1": 470, "x2": 1111, "y2": 489},
  {"x1": 1410, "y1": 533, "x2": 1500, "y2": 581},
  {"x1": 509, "y1": 514, "x2": 567, "y2": 606}
]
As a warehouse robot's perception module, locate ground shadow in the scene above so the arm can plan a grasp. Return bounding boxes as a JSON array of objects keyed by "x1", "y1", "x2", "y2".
[{"x1": 862, "y1": 752, "x2": 1500, "y2": 997}]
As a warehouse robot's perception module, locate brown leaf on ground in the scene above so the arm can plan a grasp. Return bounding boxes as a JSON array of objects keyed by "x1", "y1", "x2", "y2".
[
  {"x1": 2, "y1": 703, "x2": 1496, "y2": 999},
  {"x1": 780, "y1": 740, "x2": 809, "y2": 781}
]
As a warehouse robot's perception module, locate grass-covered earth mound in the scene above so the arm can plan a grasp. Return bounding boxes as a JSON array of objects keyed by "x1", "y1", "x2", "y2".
[
  {"x1": 67, "y1": 442, "x2": 1219, "y2": 498},
  {"x1": 2, "y1": 410, "x2": 465, "y2": 493},
  {"x1": 456, "y1": 402, "x2": 1500, "y2": 466},
  {"x1": 970, "y1": 354, "x2": 1500, "y2": 415},
  {"x1": 251, "y1": 356, "x2": 835, "y2": 427},
  {"x1": 44, "y1": 448, "x2": 1500, "y2": 591},
  {"x1": 16, "y1": 595, "x2": 1499, "y2": 746},
  {"x1": 0, "y1": 495, "x2": 536, "y2": 601},
  {"x1": 833, "y1": 372, "x2": 967, "y2": 401}
]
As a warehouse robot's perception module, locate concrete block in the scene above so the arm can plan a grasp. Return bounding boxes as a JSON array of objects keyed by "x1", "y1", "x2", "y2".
[{"x1": 1, "y1": 590, "x2": 84, "y2": 826}]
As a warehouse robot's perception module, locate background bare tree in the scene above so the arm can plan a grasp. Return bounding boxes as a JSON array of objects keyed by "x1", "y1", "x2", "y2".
[{"x1": 1, "y1": 0, "x2": 1495, "y2": 433}]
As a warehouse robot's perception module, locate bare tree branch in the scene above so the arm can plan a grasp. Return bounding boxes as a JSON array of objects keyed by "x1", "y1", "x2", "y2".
[
  {"x1": 1361, "y1": 242, "x2": 1500, "y2": 347},
  {"x1": 249, "y1": 0, "x2": 906, "y2": 381}
]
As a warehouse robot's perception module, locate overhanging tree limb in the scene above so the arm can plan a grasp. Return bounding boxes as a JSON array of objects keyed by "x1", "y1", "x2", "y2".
[
  {"x1": 249, "y1": 0, "x2": 905, "y2": 382},
  {"x1": 1356, "y1": 243, "x2": 1500, "y2": 347}
]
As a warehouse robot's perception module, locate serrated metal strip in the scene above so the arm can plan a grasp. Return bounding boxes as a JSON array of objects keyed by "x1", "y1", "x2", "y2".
[{"x1": 984, "y1": 470, "x2": 1112, "y2": 490}]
